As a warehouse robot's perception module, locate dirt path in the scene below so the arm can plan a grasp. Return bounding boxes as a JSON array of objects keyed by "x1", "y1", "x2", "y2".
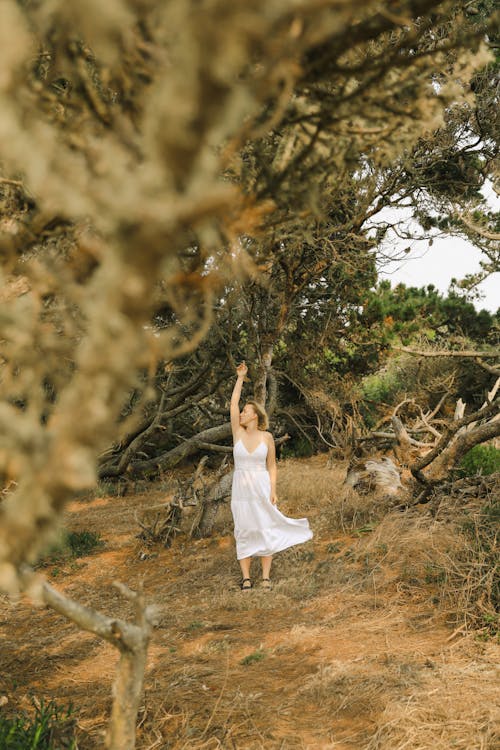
[{"x1": 1, "y1": 464, "x2": 498, "y2": 749}]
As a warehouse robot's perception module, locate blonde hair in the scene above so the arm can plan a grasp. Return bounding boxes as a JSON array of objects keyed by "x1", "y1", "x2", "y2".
[{"x1": 245, "y1": 400, "x2": 269, "y2": 430}]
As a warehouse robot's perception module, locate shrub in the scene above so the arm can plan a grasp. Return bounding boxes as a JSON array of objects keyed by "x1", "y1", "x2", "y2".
[
  {"x1": 0, "y1": 699, "x2": 76, "y2": 749},
  {"x1": 240, "y1": 648, "x2": 266, "y2": 665},
  {"x1": 361, "y1": 369, "x2": 403, "y2": 405},
  {"x1": 280, "y1": 436, "x2": 314, "y2": 458},
  {"x1": 65, "y1": 530, "x2": 104, "y2": 557},
  {"x1": 457, "y1": 445, "x2": 500, "y2": 477},
  {"x1": 360, "y1": 367, "x2": 404, "y2": 427},
  {"x1": 38, "y1": 530, "x2": 104, "y2": 567}
]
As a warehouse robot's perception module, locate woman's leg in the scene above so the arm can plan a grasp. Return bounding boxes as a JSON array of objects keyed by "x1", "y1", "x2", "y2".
[
  {"x1": 261, "y1": 555, "x2": 272, "y2": 584},
  {"x1": 239, "y1": 556, "x2": 252, "y2": 587}
]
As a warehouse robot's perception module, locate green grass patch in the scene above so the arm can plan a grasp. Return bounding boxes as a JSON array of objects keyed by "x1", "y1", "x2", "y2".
[
  {"x1": 38, "y1": 530, "x2": 104, "y2": 568},
  {"x1": 354, "y1": 523, "x2": 376, "y2": 536},
  {"x1": 240, "y1": 648, "x2": 266, "y2": 666},
  {"x1": 326, "y1": 543, "x2": 342, "y2": 554},
  {"x1": 281, "y1": 436, "x2": 314, "y2": 458},
  {"x1": 65, "y1": 530, "x2": 104, "y2": 557},
  {"x1": 0, "y1": 699, "x2": 76, "y2": 749}
]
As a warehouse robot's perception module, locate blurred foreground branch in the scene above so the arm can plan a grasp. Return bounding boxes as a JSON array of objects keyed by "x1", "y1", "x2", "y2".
[{"x1": 20, "y1": 569, "x2": 152, "y2": 750}]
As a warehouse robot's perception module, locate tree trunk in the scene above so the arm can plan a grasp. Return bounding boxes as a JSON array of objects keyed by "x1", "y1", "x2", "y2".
[
  {"x1": 391, "y1": 415, "x2": 413, "y2": 465},
  {"x1": 266, "y1": 368, "x2": 278, "y2": 418},
  {"x1": 192, "y1": 472, "x2": 233, "y2": 538},
  {"x1": 410, "y1": 399, "x2": 500, "y2": 484},
  {"x1": 253, "y1": 345, "x2": 274, "y2": 406},
  {"x1": 124, "y1": 422, "x2": 233, "y2": 477},
  {"x1": 108, "y1": 644, "x2": 149, "y2": 750},
  {"x1": 421, "y1": 418, "x2": 500, "y2": 483},
  {"x1": 99, "y1": 367, "x2": 215, "y2": 478}
]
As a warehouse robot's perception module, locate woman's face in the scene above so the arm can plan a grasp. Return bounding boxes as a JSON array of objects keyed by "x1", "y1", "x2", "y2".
[{"x1": 240, "y1": 403, "x2": 257, "y2": 428}]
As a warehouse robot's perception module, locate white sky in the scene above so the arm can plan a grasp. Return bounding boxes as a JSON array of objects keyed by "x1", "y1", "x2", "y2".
[
  {"x1": 374, "y1": 182, "x2": 499, "y2": 313},
  {"x1": 379, "y1": 234, "x2": 499, "y2": 313}
]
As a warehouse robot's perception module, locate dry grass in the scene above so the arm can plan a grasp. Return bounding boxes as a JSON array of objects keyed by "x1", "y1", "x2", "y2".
[
  {"x1": 365, "y1": 651, "x2": 500, "y2": 750},
  {"x1": 346, "y1": 486, "x2": 499, "y2": 634},
  {"x1": 329, "y1": 486, "x2": 393, "y2": 533},
  {"x1": 277, "y1": 456, "x2": 339, "y2": 513},
  {"x1": 273, "y1": 456, "x2": 402, "y2": 544},
  {"x1": 1, "y1": 459, "x2": 499, "y2": 750},
  {"x1": 351, "y1": 512, "x2": 462, "y2": 582},
  {"x1": 298, "y1": 659, "x2": 409, "y2": 717},
  {"x1": 428, "y1": 484, "x2": 499, "y2": 634}
]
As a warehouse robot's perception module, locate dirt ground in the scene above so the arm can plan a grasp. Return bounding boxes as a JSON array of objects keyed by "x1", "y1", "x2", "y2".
[{"x1": 0, "y1": 458, "x2": 499, "y2": 749}]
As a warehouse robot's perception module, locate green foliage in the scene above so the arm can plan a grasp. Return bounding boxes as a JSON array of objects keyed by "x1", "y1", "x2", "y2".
[
  {"x1": 65, "y1": 530, "x2": 104, "y2": 557},
  {"x1": 0, "y1": 699, "x2": 76, "y2": 750},
  {"x1": 457, "y1": 445, "x2": 500, "y2": 477},
  {"x1": 281, "y1": 437, "x2": 314, "y2": 458},
  {"x1": 362, "y1": 369, "x2": 403, "y2": 405},
  {"x1": 240, "y1": 648, "x2": 265, "y2": 666},
  {"x1": 360, "y1": 366, "x2": 404, "y2": 427},
  {"x1": 38, "y1": 530, "x2": 104, "y2": 567},
  {"x1": 362, "y1": 281, "x2": 497, "y2": 344},
  {"x1": 419, "y1": 151, "x2": 484, "y2": 201},
  {"x1": 326, "y1": 543, "x2": 342, "y2": 554},
  {"x1": 354, "y1": 523, "x2": 377, "y2": 536}
]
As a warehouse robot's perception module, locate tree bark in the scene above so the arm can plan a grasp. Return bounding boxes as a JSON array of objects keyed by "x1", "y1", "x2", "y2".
[
  {"x1": 127, "y1": 422, "x2": 233, "y2": 476},
  {"x1": 192, "y1": 472, "x2": 233, "y2": 538},
  {"x1": 395, "y1": 347, "x2": 500, "y2": 359},
  {"x1": 22, "y1": 572, "x2": 151, "y2": 750},
  {"x1": 266, "y1": 368, "x2": 279, "y2": 417},
  {"x1": 253, "y1": 345, "x2": 274, "y2": 406},
  {"x1": 419, "y1": 417, "x2": 500, "y2": 483},
  {"x1": 410, "y1": 399, "x2": 500, "y2": 484},
  {"x1": 98, "y1": 367, "x2": 215, "y2": 478},
  {"x1": 474, "y1": 358, "x2": 500, "y2": 377},
  {"x1": 391, "y1": 415, "x2": 413, "y2": 464}
]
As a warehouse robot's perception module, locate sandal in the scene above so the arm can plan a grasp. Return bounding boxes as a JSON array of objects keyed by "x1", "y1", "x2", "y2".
[
  {"x1": 261, "y1": 578, "x2": 272, "y2": 590},
  {"x1": 240, "y1": 578, "x2": 253, "y2": 590}
]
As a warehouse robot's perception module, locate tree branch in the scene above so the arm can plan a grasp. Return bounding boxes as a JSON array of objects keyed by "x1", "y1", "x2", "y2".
[
  {"x1": 474, "y1": 357, "x2": 500, "y2": 377},
  {"x1": 410, "y1": 398, "x2": 500, "y2": 481},
  {"x1": 395, "y1": 347, "x2": 500, "y2": 359},
  {"x1": 19, "y1": 569, "x2": 152, "y2": 750}
]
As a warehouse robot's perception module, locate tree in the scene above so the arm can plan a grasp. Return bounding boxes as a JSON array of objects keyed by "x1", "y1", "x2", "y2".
[
  {"x1": 362, "y1": 281, "x2": 498, "y2": 344},
  {"x1": 94, "y1": 0, "x2": 499, "y2": 475},
  {"x1": 0, "y1": 1, "x2": 498, "y2": 746}
]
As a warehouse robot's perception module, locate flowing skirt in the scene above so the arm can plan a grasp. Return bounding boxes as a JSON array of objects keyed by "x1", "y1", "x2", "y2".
[{"x1": 231, "y1": 468, "x2": 313, "y2": 559}]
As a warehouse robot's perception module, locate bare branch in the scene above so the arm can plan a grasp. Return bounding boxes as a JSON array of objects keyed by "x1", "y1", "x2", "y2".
[
  {"x1": 474, "y1": 358, "x2": 500, "y2": 377},
  {"x1": 395, "y1": 347, "x2": 500, "y2": 359},
  {"x1": 411, "y1": 398, "x2": 500, "y2": 481},
  {"x1": 18, "y1": 569, "x2": 152, "y2": 750},
  {"x1": 459, "y1": 214, "x2": 500, "y2": 241}
]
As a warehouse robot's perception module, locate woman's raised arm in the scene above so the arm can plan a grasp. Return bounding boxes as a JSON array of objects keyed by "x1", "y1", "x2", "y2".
[{"x1": 230, "y1": 362, "x2": 247, "y2": 437}]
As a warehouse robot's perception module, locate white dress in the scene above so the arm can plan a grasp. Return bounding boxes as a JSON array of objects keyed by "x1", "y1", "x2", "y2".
[{"x1": 231, "y1": 438, "x2": 313, "y2": 560}]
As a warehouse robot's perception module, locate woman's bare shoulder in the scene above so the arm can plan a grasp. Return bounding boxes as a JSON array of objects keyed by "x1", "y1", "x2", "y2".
[{"x1": 263, "y1": 431, "x2": 274, "y2": 442}]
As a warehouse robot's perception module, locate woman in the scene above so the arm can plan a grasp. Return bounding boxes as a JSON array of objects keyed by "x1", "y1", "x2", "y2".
[{"x1": 230, "y1": 361, "x2": 313, "y2": 590}]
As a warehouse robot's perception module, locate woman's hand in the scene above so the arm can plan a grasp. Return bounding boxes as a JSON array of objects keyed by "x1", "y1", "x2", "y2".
[
  {"x1": 236, "y1": 361, "x2": 248, "y2": 379},
  {"x1": 270, "y1": 493, "x2": 278, "y2": 506}
]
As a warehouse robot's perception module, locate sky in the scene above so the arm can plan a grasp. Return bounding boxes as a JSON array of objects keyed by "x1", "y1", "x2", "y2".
[
  {"x1": 379, "y1": 234, "x2": 499, "y2": 313},
  {"x1": 374, "y1": 183, "x2": 500, "y2": 313}
]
